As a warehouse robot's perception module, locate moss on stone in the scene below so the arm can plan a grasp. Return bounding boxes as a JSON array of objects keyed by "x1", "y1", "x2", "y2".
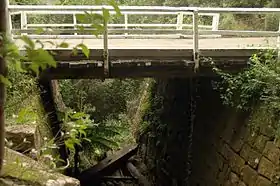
[{"x1": 2, "y1": 148, "x2": 79, "y2": 186}]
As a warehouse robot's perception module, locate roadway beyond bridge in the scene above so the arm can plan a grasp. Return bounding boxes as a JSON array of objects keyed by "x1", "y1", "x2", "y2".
[{"x1": 8, "y1": 5, "x2": 280, "y2": 79}]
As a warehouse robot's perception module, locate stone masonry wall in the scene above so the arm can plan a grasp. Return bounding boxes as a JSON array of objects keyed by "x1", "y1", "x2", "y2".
[
  {"x1": 139, "y1": 77, "x2": 280, "y2": 186},
  {"x1": 191, "y1": 78, "x2": 280, "y2": 186}
]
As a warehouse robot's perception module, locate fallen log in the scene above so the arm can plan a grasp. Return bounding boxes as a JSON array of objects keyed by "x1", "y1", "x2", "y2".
[{"x1": 79, "y1": 144, "x2": 138, "y2": 185}]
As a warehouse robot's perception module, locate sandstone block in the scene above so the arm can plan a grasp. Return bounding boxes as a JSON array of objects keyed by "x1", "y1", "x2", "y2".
[
  {"x1": 228, "y1": 172, "x2": 240, "y2": 185},
  {"x1": 255, "y1": 176, "x2": 275, "y2": 186},
  {"x1": 5, "y1": 125, "x2": 35, "y2": 153},
  {"x1": 258, "y1": 157, "x2": 276, "y2": 180},
  {"x1": 220, "y1": 143, "x2": 233, "y2": 161},
  {"x1": 245, "y1": 129, "x2": 257, "y2": 147},
  {"x1": 229, "y1": 151, "x2": 245, "y2": 173},
  {"x1": 263, "y1": 141, "x2": 280, "y2": 164},
  {"x1": 253, "y1": 135, "x2": 269, "y2": 153},
  {"x1": 231, "y1": 138, "x2": 245, "y2": 153},
  {"x1": 241, "y1": 165, "x2": 258, "y2": 185},
  {"x1": 240, "y1": 144, "x2": 261, "y2": 168}
]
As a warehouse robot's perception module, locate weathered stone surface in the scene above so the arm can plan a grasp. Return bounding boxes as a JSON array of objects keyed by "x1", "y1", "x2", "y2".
[
  {"x1": 255, "y1": 176, "x2": 275, "y2": 186},
  {"x1": 258, "y1": 157, "x2": 276, "y2": 180},
  {"x1": 263, "y1": 141, "x2": 280, "y2": 164},
  {"x1": 228, "y1": 172, "x2": 240, "y2": 185},
  {"x1": 260, "y1": 125, "x2": 275, "y2": 138},
  {"x1": 238, "y1": 181, "x2": 246, "y2": 186},
  {"x1": 229, "y1": 151, "x2": 245, "y2": 173},
  {"x1": 5, "y1": 125, "x2": 35, "y2": 153},
  {"x1": 245, "y1": 129, "x2": 257, "y2": 147},
  {"x1": 3, "y1": 148, "x2": 80, "y2": 186},
  {"x1": 240, "y1": 144, "x2": 261, "y2": 168},
  {"x1": 241, "y1": 165, "x2": 258, "y2": 185},
  {"x1": 253, "y1": 135, "x2": 269, "y2": 153},
  {"x1": 231, "y1": 126, "x2": 247, "y2": 153},
  {"x1": 231, "y1": 138, "x2": 244, "y2": 153},
  {"x1": 217, "y1": 163, "x2": 230, "y2": 184},
  {"x1": 220, "y1": 143, "x2": 233, "y2": 161}
]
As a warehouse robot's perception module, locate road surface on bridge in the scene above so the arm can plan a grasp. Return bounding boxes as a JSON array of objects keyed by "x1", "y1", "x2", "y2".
[{"x1": 14, "y1": 37, "x2": 276, "y2": 49}]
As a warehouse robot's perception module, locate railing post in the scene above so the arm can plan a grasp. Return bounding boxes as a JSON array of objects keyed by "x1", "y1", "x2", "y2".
[
  {"x1": 20, "y1": 11, "x2": 27, "y2": 35},
  {"x1": 177, "y1": 12, "x2": 183, "y2": 38},
  {"x1": 103, "y1": 18, "x2": 109, "y2": 77},
  {"x1": 278, "y1": 18, "x2": 280, "y2": 60},
  {"x1": 73, "y1": 13, "x2": 77, "y2": 35},
  {"x1": 124, "y1": 13, "x2": 128, "y2": 37},
  {"x1": 193, "y1": 9, "x2": 199, "y2": 72},
  {"x1": 212, "y1": 13, "x2": 220, "y2": 31},
  {"x1": 7, "y1": 6, "x2": 12, "y2": 39},
  {"x1": 176, "y1": 12, "x2": 183, "y2": 30}
]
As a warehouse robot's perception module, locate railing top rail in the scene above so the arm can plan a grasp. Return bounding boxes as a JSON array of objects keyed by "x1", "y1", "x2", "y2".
[
  {"x1": 8, "y1": 5, "x2": 196, "y2": 12},
  {"x1": 8, "y1": 5, "x2": 280, "y2": 14}
]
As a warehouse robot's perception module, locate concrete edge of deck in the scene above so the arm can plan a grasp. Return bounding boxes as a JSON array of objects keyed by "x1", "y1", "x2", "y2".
[{"x1": 20, "y1": 48, "x2": 273, "y2": 61}]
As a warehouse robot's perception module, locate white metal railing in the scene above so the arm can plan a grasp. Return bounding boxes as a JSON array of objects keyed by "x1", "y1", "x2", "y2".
[
  {"x1": 8, "y1": 7, "x2": 220, "y2": 38},
  {"x1": 7, "y1": 5, "x2": 280, "y2": 69}
]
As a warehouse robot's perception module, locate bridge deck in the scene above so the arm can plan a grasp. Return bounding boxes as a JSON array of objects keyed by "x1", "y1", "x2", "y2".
[
  {"x1": 15, "y1": 37, "x2": 276, "y2": 49},
  {"x1": 16, "y1": 37, "x2": 277, "y2": 79}
]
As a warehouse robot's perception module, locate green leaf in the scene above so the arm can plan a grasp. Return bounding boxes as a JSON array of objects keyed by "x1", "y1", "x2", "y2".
[
  {"x1": 65, "y1": 139, "x2": 75, "y2": 150},
  {"x1": 35, "y1": 28, "x2": 44, "y2": 35},
  {"x1": 102, "y1": 8, "x2": 110, "y2": 23},
  {"x1": 84, "y1": 138, "x2": 91, "y2": 142},
  {"x1": 89, "y1": 13, "x2": 104, "y2": 23},
  {"x1": 57, "y1": 42, "x2": 69, "y2": 48},
  {"x1": 76, "y1": 43, "x2": 89, "y2": 58},
  {"x1": 108, "y1": 0, "x2": 122, "y2": 17},
  {"x1": 20, "y1": 35, "x2": 35, "y2": 49},
  {"x1": 76, "y1": 14, "x2": 87, "y2": 24},
  {"x1": 29, "y1": 63, "x2": 40, "y2": 76},
  {"x1": 72, "y1": 47, "x2": 78, "y2": 56},
  {"x1": 0, "y1": 75, "x2": 11, "y2": 86},
  {"x1": 14, "y1": 61, "x2": 25, "y2": 73},
  {"x1": 90, "y1": 24, "x2": 104, "y2": 37},
  {"x1": 79, "y1": 130, "x2": 87, "y2": 137},
  {"x1": 71, "y1": 112, "x2": 86, "y2": 119}
]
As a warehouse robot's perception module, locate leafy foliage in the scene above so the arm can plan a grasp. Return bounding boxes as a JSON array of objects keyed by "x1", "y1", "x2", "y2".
[{"x1": 213, "y1": 49, "x2": 280, "y2": 138}]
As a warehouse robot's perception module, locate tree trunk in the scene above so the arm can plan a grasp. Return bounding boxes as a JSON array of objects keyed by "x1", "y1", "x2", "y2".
[
  {"x1": 0, "y1": 0, "x2": 9, "y2": 176},
  {"x1": 38, "y1": 79, "x2": 68, "y2": 170}
]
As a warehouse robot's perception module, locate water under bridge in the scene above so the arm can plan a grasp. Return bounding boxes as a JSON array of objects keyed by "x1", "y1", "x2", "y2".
[{"x1": 7, "y1": 5, "x2": 280, "y2": 79}]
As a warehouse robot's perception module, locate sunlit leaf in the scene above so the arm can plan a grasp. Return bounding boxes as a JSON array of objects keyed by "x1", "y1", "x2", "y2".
[
  {"x1": 108, "y1": 0, "x2": 122, "y2": 17},
  {"x1": 71, "y1": 112, "x2": 86, "y2": 119},
  {"x1": 35, "y1": 28, "x2": 44, "y2": 35},
  {"x1": 29, "y1": 63, "x2": 39, "y2": 76},
  {"x1": 72, "y1": 47, "x2": 78, "y2": 56},
  {"x1": 76, "y1": 43, "x2": 89, "y2": 58},
  {"x1": 57, "y1": 42, "x2": 69, "y2": 48},
  {"x1": 65, "y1": 139, "x2": 75, "y2": 150},
  {"x1": 14, "y1": 61, "x2": 25, "y2": 73},
  {"x1": 0, "y1": 75, "x2": 11, "y2": 86},
  {"x1": 102, "y1": 8, "x2": 110, "y2": 23},
  {"x1": 20, "y1": 35, "x2": 35, "y2": 49},
  {"x1": 76, "y1": 14, "x2": 87, "y2": 24},
  {"x1": 90, "y1": 24, "x2": 104, "y2": 37}
]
